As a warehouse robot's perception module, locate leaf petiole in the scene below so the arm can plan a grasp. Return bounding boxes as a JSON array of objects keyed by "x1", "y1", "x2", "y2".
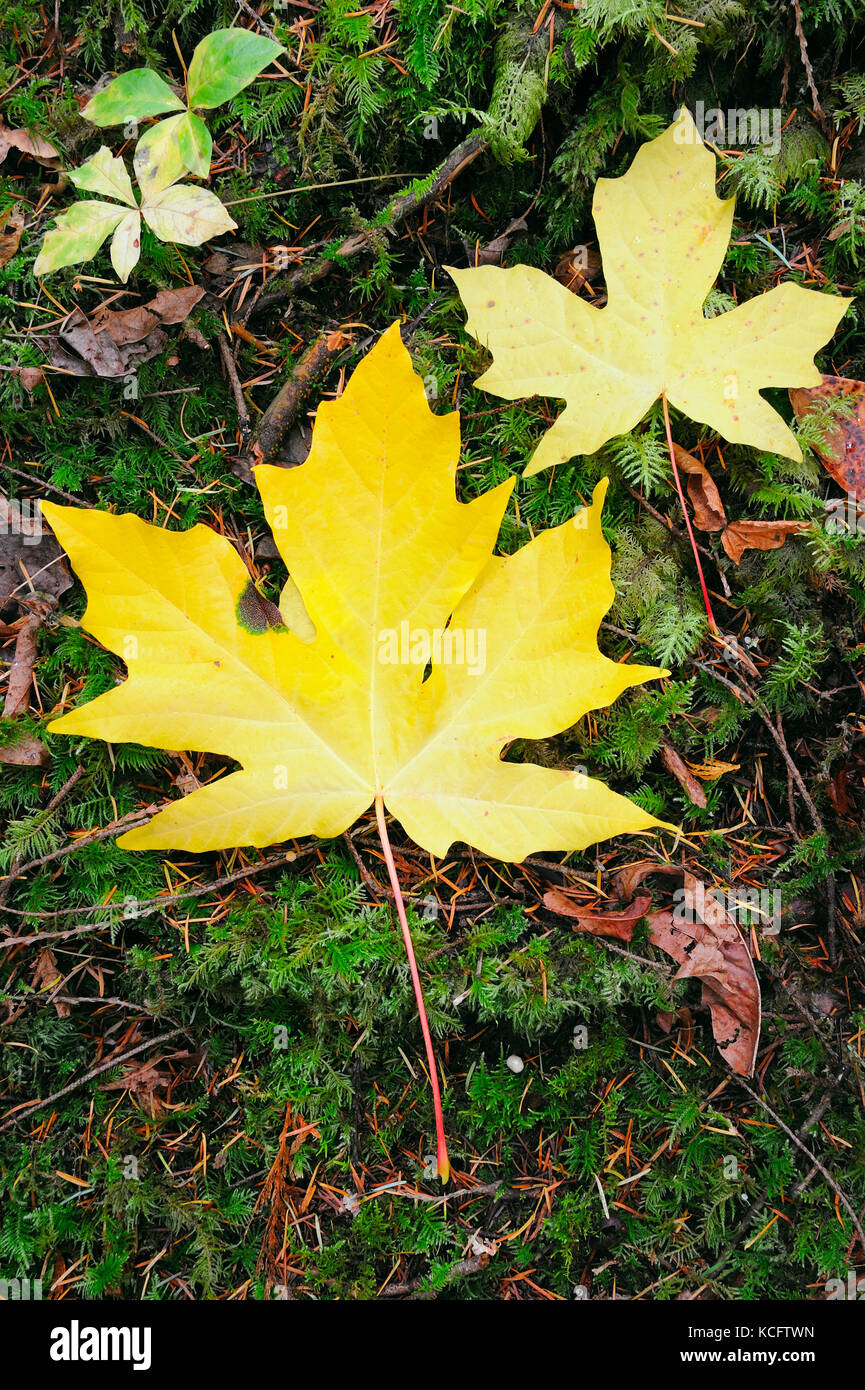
[
  {"x1": 374, "y1": 795, "x2": 450, "y2": 1184},
  {"x1": 661, "y1": 392, "x2": 718, "y2": 633}
]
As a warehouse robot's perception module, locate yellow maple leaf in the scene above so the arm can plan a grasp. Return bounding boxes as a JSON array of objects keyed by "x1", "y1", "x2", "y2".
[
  {"x1": 450, "y1": 110, "x2": 852, "y2": 477},
  {"x1": 43, "y1": 322, "x2": 665, "y2": 862}
]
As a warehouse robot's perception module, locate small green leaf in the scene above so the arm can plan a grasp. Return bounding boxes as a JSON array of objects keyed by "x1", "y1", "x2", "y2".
[
  {"x1": 176, "y1": 112, "x2": 212, "y2": 179},
  {"x1": 141, "y1": 184, "x2": 237, "y2": 245},
  {"x1": 111, "y1": 211, "x2": 142, "y2": 282},
  {"x1": 83, "y1": 69, "x2": 185, "y2": 126},
  {"x1": 186, "y1": 28, "x2": 283, "y2": 109},
  {"x1": 33, "y1": 201, "x2": 127, "y2": 276},
  {"x1": 69, "y1": 147, "x2": 136, "y2": 207},
  {"x1": 134, "y1": 115, "x2": 188, "y2": 197}
]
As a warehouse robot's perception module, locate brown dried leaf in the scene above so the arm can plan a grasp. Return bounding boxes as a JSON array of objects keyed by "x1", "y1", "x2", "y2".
[
  {"x1": 101, "y1": 1060, "x2": 172, "y2": 1117},
  {"x1": 12, "y1": 367, "x2": 45, "y2": 393},
  {"x1": 32, "y1": 948, "x2": 70, "y2": 1017},
  {"x1": 543, "y1": 889, "x2": 652, "y2": 939},
  {"x1": 646, "y1": 874, "x2": 760, "y2": 1077},
  {"x1": 789, "y1": 374, "x2": 865, "y2": 495},
  {"x1": 721, "y1": 518, "x2": 811, "y2": 565},
  {"x1": 201, "y1": 242, "x2": 263, "y2": 283},
  {"x1": 0, "y1": 731, "x2": 49, "y2": 765},
  {"x1": 612, "y1": 859, "x2": 680, "y2": 901},
  {"x1": 48, "y1": 286, "x2": 204, "y2": 379},
  {"x1": 49, "y1": 309, "x2": 165, "y2": 378},
  {"x1": 0, "y1": 210, "x2": 24, "y2": 268},
  {"x1": 0, "y1": 494, "x2": 73, "y2": 609},
  {"x1": 660, "y1": 742, "x2": 708, "y2": 807},
  {"x1": 472, "y1": 217, "x2": 528, "y2": 267},
  {"x1": 102, "y1": 1061, "x2": 170, "y2": 1095},
  {"x1": 3, "y1": 611, "x2": 41, "y2": 716},
  {"x1": 671, "y1": 443, "x2": 726, "y2": 531},
  {"x1": 656, "y1": 1004, "x2": 694, "y2": 1042},
  {"x1": 90, "y1": 285, "x2": 205, "y2": 346},
  {"x1": 569, "y1": 865, "x2": 760, "y2": 1076},
  {"x1": 0, "y1": 120, "x2": 60, "y2": 167}
]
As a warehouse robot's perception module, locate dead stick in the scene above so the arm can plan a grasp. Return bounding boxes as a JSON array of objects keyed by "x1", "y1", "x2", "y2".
[
  {"x1": 218, "y1": 332, "x2": 251, "y2": 445},
  {"x1": 244, "y1": 329, "x2": 349, "y2": 472},
  {"x1": 0, "y1": 845, "x2": 324, "y2": 947},
  {"x1": 0, "y1": 1027, "x2": 187, "y2": 1133},
  {"x1": 249, "y1": 130, "x2": 488, "y2": 318},
  {"x1": 792, "y1": 0, "x2": 824, "y2": 118}
]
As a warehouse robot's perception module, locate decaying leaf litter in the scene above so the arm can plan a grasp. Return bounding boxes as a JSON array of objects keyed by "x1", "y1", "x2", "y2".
[{"x1": 2, "y1": 1, "x2": 865, "y2": 1301}]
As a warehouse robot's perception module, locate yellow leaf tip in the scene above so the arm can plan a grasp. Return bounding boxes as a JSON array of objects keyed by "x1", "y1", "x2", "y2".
[{"x1": 670, "y1": 106, "x2": 702, "y2": 145}]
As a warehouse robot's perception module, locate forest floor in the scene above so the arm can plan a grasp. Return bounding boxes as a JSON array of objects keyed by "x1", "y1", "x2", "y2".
[{"x1": 1, "y1": 0, "x2": 864, "y2": 1301}]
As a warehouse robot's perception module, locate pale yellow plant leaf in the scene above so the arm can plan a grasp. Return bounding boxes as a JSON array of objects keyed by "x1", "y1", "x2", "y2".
[
  {"x1": 69, "y1": 146, "x2": 136, "y2": 206},
  {"x1": 133, "y1": 114, "x2": 189, "y2": 197},
  {"x1": 33, "y1": 200, "x2": 128, "y2": 276},
  {"x1": 110, "y1": 210, "x2": 142, "y2": 282},
  {"x1": 450, "y1": 110, "x2": 851, "y2": 475},
  {"x1": 141, "y1": 182, "x2": 236, "y2": 245}
]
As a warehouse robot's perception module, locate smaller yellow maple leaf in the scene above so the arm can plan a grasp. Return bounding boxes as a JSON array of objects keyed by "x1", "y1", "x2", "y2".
[
  {"x1": 42, "y1": 323, "x2": 668, "y2": 862},
  {"x1": 450, "y1": 109, "x2": 852, "y2": 476}
]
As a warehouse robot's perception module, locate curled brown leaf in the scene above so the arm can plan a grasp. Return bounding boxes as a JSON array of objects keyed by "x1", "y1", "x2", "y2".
[
  {"x1": 0, "y1": 120, "x2": 59, "y2": 167},
  {"x1": 671, "y1": 443, "x2": 726, "y2": 531},
  {"x1": 547, "y1": 864, "x2": 760, "y2": 1076},
  {"x1": 660, "y1": 742, "x2": 708, "y2": 807},
  {"x1": 542, "y1": 889, "x2": 652, "y2": 939},
  {"x1": 721, "y1": 518, "x2": 811, "y2": 565}
]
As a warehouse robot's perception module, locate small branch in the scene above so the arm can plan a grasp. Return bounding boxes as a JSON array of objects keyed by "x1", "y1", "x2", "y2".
[
  {"x1": 0, "y1": 1027, "x2": 187, "y2": 1133},
  {"x1": 218, "y1": 332, "x2": 251, "y2": 447},
  {"x1": 0, "y1": 804, "x2": 157, "y2": 895},
  {"x1": 236, "y1": 0, "x2": 279, "y2": 43},
  {"x1": 241, "y1": 329, "x2": 350, "y2": 474},
  {"x1": 250, "y1": 131, "x2": 489, "y2": 319},
  {"x1": 792, "y1": 0, "x2": 824, "y2": 119},
  {"x1": 1, "y1": 844, "x2": 324, "y2": 948}
]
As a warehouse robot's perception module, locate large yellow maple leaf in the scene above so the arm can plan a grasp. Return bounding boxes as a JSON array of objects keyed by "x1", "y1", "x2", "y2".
[
  {"x1": 450, "y1": 110, "x2": 851, "y2": 476},
  {"x1": 43, "y1": 323, "x2": 664, "y2": 862}
]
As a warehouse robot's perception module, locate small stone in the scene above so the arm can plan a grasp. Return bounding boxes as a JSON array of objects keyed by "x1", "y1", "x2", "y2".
[{"x1": 506, "y1": 1054, "x2": 524, "y2": 1074}]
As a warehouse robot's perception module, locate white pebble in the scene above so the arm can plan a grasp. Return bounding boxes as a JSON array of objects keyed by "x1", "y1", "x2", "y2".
[{"x1": 506, "y1": 1054, "x2": 524, "y2": 1074}]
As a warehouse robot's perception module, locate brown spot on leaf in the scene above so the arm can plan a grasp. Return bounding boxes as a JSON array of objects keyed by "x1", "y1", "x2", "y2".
[{"x1": 236, "y1": 581, "x2": 287, "y2": 635}]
